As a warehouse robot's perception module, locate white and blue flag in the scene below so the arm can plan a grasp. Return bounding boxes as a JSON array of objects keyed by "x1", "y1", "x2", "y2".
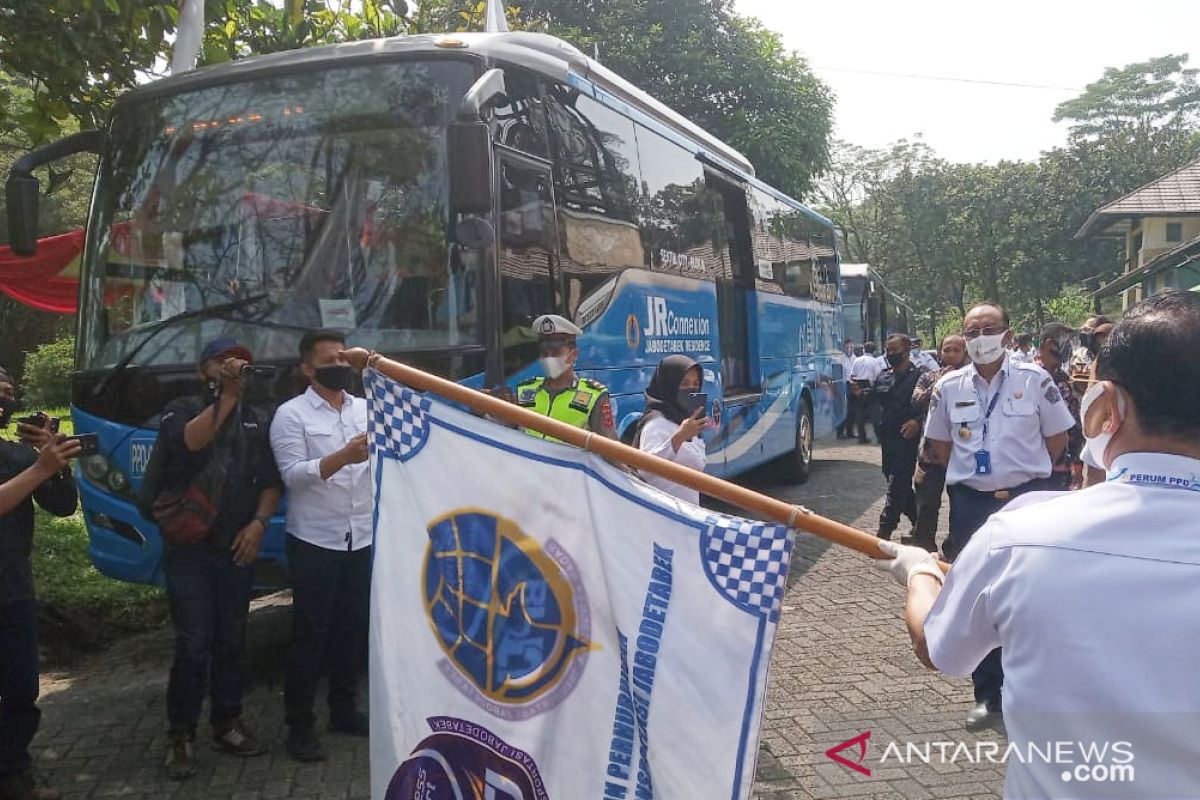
[{"x1": 366, "y1": 368, "x2": 794, "y2": 800}]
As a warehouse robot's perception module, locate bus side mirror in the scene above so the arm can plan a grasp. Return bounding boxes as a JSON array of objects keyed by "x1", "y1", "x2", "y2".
[
  {"x1": 6, "y1": 176, "x2": 40, "y2": 257},
  {"x1": 448, "y1": 121, "x2": 493, "y2": 217},
  {"x1": 5, "y1": 129, "x2": 103, "y2": 256}
]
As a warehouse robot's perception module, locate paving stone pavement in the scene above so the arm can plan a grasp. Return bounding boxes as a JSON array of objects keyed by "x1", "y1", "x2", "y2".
[{"x1": 32, "y1": 439, "x2": 1006, "y2": 799}]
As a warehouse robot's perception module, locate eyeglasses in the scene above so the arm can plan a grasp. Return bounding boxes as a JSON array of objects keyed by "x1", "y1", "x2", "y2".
[{"x1": 962, "y1": 326, "x2": 1008, "y2": 340}]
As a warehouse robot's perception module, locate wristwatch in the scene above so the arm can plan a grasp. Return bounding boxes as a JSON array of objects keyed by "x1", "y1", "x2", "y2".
[{"x1": 254, "y1": 515, "x2": 271, "y2": 530}]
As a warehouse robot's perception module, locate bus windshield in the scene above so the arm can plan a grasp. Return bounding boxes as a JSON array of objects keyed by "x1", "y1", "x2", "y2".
[{"x1": 78, "y1": 58, "x2": 477, "y2": 370}]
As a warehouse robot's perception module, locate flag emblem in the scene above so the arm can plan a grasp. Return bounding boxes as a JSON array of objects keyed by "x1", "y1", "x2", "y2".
[{"x1": 422, "y1": 510, "x2": 592, "y2": 718}]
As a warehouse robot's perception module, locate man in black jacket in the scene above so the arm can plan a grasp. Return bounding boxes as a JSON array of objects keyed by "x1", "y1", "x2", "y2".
[
  {"x1": 156, "y1": 339, "x2": 282, "y2": 780},
  {"x1": 0, "y1": 368, "x2": 78, "y2": 800},
  {"x1": 874, "y1": 334, "x2": 928, "y2": 540}
]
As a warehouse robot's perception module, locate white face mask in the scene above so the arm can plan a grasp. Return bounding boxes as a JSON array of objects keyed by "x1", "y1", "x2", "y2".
[
  {"x1": 966, "y1": 331, "x2": 1008, "y2": 365},
  {"x1": 1080, "y1": 382, "x2": 1126, "y2": 471},
  {"x1": 540, "y1": 355, "x2": 570, "y2": 380}
]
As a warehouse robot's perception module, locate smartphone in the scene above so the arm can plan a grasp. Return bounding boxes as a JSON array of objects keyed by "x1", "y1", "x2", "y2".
[
  {"x1": 63, "y1": 433, "x2": 99, "y2": 457},
  {"x1": 686, "y1": 392, "x2": 708, "y2": 419}
]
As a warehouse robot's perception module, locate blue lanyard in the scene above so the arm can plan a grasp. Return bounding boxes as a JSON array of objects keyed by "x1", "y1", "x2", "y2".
[
  {"x1": 974, "y1": 371, "x2": 1006, "y2": 445},
  {"x1": 1107, "y1": 467, "x2": 1200, "y2": 493}
]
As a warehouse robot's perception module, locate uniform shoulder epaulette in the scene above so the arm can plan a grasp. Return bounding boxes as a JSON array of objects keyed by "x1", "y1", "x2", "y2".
[{"x1": 581, "y1": 377, "x2": 607, "y2": 392}]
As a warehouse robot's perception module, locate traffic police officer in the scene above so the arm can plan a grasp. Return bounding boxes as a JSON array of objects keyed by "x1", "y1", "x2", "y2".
[
  {"x1": 875, "y1": 291, "x2": 1200, "y2": 798},
  {"x1": 922, "y1": 301, "x2": 1075, "y2": 730},
  {"x1": 516, "y1": 314, "x2": 617, "y2": 441}
]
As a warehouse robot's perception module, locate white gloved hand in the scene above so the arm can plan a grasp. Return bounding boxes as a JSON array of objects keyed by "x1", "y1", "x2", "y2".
[{"x1": 872, "y1": 540, "x2": 945, "y2": 588}]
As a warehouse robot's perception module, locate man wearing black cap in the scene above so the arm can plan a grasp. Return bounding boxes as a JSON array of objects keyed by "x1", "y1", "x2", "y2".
[
  {"x1": 0, "y1": 368, "x2": 79, "y2": 800},
  {"x1": 154, "y1": 338, "x2": 282, "y2": 780}
]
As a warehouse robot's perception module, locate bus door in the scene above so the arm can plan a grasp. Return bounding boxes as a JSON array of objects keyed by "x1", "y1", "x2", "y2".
[
  {"x1": 706, "y1": 172, "x2": 760, "y2": 470},
  {"x1": 494, "y1": 149, "x2": 562, "y2": 386}
]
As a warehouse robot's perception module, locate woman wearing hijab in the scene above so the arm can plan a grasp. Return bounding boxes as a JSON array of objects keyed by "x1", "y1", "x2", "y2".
[{"x1": 637, "y1": 355, "x2": 711, "y2": 504}]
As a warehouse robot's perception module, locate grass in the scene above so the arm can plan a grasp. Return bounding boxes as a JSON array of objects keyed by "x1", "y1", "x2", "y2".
[{"x1": 9, "y1": 408, "x2": 168, "y2": 643}]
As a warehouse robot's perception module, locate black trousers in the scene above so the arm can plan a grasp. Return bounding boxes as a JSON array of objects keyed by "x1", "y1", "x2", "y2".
[
  {"x1": 878, "y1": 436, "x2": 919, "y2": 536},
  {"x1": 0, "y1": 600, "x2": 39, "y2": 780},
  {"x1": 945, "y1": 477, "x2": 1060, "y2": 709},
  {"x1": 848, "y1": 387, "x2": 873, "y2": 441},
  {"x1": 284, "y1": 535, "x2": 372, "y2": 730},
  {"x1": 912, "y1": 464, "x2": 947, "y2": 547},
  {"x1": 164, "y1": 543, "x2": 255, "y2": 735}
]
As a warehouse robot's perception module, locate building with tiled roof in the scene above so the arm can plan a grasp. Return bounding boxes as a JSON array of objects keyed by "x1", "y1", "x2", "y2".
[{"x1": 1077, "y1": 159, "x2": 1200, "y2": 309}]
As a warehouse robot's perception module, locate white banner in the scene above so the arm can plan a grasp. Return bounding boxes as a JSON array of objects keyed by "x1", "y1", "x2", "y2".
[{"x1": 366, "y1": 369, "x2": 794, "y2": 800}]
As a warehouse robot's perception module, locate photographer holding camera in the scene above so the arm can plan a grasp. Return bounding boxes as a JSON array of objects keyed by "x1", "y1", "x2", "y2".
[
  {"x1": 149, "y1": 338, "x2": 282, "y2": 780},
  {"x1": 0, "y1": 367, "x2": 79, "y2": 800}
]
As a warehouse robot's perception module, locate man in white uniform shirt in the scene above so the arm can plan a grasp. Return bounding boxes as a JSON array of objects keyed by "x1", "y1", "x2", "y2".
[
  {"x1": 270, "y1": 329, "x2": 372, "y2": 762},
  {"x1": 848, "y1": 341, "x2": 883, "y2": 443},
  {"x1": 921, "y1": 302, "x2": 1075, "y2": 730},
  {"x1": 875, "y1": 291, "x2": 1200, "y2": 799}
]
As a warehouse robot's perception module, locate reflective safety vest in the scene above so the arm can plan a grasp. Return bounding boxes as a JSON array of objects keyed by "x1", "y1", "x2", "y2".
[{"x1": 516, "y1": 376, "x2": 607, "y2": 441}]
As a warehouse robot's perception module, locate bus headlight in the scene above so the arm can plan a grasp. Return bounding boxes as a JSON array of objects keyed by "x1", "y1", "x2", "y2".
[
  {"x1": 82, "y1": 454, "x2": 110, "y2": 482},
  {"x1": 81, "y1": 454, "x2": 133, "y2": 497}
]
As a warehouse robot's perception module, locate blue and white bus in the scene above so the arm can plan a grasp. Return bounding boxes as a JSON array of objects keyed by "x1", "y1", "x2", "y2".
[{"x1": 6, "y1": 32, "x2": 845, "y2": 586}]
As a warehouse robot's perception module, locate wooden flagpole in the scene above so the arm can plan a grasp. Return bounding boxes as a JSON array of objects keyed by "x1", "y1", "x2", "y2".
[{"x1": 342, "y1": 348, "x2": 949, "y2": 571}]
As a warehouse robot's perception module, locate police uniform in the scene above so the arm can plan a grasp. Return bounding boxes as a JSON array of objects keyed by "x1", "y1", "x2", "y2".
[
  {"x1": 516, "y1": 314, "x2": 617, "y2": 442},
  {"x1": 924, "y1": 352, "x2": 1075, "y2": 713},
  {"x1": 923, "y1": 452, "x2": 1200, "y2": 798}
]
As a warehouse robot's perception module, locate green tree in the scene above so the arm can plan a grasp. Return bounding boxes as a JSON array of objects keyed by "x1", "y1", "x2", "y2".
[
  {"x1": 518, "y1": 0, "x2": 833, "y2": 197},
  {"x1": 1053, "y1": 54, "x2": 1200, "y2": 138}
]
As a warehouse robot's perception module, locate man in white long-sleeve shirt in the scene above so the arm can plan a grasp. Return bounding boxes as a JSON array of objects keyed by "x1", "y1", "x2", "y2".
[
  {"x1": 637, "y1": 355, "x2": 711, "y2": 505},
  {"x1": 269, "y1": 329, "x2": 372, "y2": 763}
]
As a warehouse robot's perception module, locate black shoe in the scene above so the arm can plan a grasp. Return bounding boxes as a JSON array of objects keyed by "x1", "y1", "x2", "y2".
[
  {"x1": 164, "y1": 733, "x2": 197, "y2": 781},
  {"x1": 964, "y1": 702, "x2": 1003, "y2": 732},
  {"x1": 901, "y1": 535, "x2": 937, "y2": 553},
  {"x1": 329, "y1": 709, "x2": 370, "y2": 737},
  {"x1": 876, "y1": 529, "x2": 893, "y2": 541},
  {"x1": 286, "y1": 726, "x2": 327, "y2": 763}
]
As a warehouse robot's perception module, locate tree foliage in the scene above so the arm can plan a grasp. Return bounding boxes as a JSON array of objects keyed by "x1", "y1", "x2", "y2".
[
  {"x1": 819, "y1": 54, "x2": 1200, "y2": 338},
  {"x1": 0, "y1": 0, "x2": 832, "y2": 195}
]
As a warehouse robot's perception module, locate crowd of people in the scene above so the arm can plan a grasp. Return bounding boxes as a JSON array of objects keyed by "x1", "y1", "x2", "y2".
[
  {"x1": 0, "y1": 294, "x2": 1190, "y2": 798},
  {"x1": 874, "y1": 290, "x2": 1200, "y2": 797},
  {"x1": 0, "y1": 313, "x2": 713, "y2": 799},
  {"x1": 838, "y1": 304, "x2": 1140, "y2": 732}
]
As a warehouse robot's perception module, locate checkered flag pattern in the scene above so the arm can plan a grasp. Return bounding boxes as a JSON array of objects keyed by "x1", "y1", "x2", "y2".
[
  {"x1": 365, "y1": 369, "x2": 432, "y2": 462},
  {"x1": 702, "y1": 514, "x2": 793, "y2": 621}
]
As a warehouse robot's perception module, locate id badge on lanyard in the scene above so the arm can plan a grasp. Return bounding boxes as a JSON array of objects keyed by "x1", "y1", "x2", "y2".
[{"x1": 974, "y1": 373, "x2": 1005, "y2": 475}]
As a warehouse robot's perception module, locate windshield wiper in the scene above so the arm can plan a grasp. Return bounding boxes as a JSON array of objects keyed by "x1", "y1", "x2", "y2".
[{"x1": 90, "y1": 294, "x2": 271, "y2": 398}]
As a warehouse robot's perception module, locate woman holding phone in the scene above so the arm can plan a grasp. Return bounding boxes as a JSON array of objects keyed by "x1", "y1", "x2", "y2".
[{"x1": 637, "y1": 355, "x2": 711, "y2": 504}]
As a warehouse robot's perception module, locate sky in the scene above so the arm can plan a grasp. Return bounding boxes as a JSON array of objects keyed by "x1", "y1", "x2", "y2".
[{"x1": 734, "y1": 0, "x2": 1200, "y2": 164}]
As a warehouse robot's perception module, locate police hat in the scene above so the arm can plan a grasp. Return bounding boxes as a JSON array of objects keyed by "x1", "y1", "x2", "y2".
[
  {"x1": 532, "y1": 314, "x2": 583, "y2": 338},
  {"x1": 200, "y1": 337, "x2": 253, "y2": 364}
]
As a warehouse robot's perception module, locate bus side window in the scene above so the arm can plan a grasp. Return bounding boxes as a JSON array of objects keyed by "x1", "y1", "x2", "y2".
[
  {"x1": 497, "y1": 158, "x2": 559, "y2": 378},
  {"x1": 543, "y1": 84, "x2": 642, "y2": 319}
]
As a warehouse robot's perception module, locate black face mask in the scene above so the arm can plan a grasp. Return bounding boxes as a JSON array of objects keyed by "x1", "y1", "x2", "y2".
[
  {"x1": 1056, "y1": 338, "x2": 1073, "y2": 365},
  {"x1": 0, "y1": 396, "x2": 14, "y2": 427},
  {"x1": 314, "y1": 365, "x2": 354, "y2": 392},
  {"x1": 886, "y1": 352, "x2": 906, "y2": 368}
]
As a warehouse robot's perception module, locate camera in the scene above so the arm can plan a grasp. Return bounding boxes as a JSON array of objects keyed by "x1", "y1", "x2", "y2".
[
  {"x1": 240, "y1": 364, "x2": 277, "y2": 377},
  {"x1": 16, "y1": 412, "x2": 60, "y2": 434}
]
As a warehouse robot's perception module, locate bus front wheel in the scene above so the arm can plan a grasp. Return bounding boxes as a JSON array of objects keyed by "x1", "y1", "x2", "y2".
[{"x1": 778, "y1": 399, "x2": 814, "y2": 484}]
